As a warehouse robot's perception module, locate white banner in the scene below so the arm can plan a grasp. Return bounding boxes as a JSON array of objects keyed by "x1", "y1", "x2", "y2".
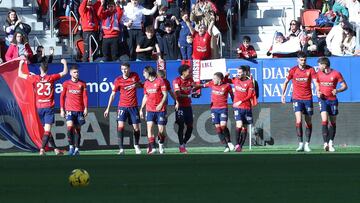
[{"x1": 200, "y1": 59, "x2": 227, "y2": 80}]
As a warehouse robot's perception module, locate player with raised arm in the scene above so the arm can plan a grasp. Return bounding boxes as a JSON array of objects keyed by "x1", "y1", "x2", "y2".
[
  {"x1": 195, "y1": 72, "x2": 235, "y2": 152},
  {"x1": 60, "y1": 65, "x2": 88, "y2": 156},
  {"x1": 139, "y1": 66, "x2": 168, "y2": 154},
  {"x1": 226, "y1": 66, "x2": 255, "y2": 152},
  {"x1": 172, "y1": 64, "x2": 195, "y2": 153},
  {"x1": 316, "y1": 57, "x2": 348, "y2": 152},
  {"x1": 281, "y1": 52, "x2": 317, "y2": 152},
  {"x1": 18, "y1": 59, "x2": 68, "y2": 155},
  {"x1": 104, "y1": 62, "x2": 142, "y2": 154}
]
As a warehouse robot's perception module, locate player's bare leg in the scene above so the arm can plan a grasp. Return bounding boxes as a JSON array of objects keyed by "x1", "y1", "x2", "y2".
[
  {"x1": 117, "y1": 121, "x2": 125, "y2": 154},
  {"x1": 132, "y1": 123, "x2": 141, "y2": 154},
  {"x1": 146, "y1": 121, "x2": 156, "y2": 154},
  {"x1": 303, "y1": 115, "x2": 312, "y2": 152},
  {"x1": 328, "y1": 116, "x2": 337, "y2": 152},
  {"x1": 220, "y1": 121, "x2": 234, "y2": 152},
  {"x1": 73, "y1": 125, "x2": 81, "y2": 155},
  {"x1": 235, "y1": 121, "x2": 244, "y2": 152},
  {"x1": 66, "y1": 121, "x2": 75, "y2": 155},
  {"x1": 321, "y1": 112, "x2": 330, "y2": 151},
  {"x1": 157, "y1": 125, "x2": 166, "y2": 154},
  {"x1": 214, "y1": 123, "x2": 228, "y2": 152},
  {"x1": 295, "y1": 112, "x2": 304, "y2": 152}
]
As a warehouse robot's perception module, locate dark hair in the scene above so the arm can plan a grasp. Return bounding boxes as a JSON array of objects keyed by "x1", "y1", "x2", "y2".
[
  {"x1": 157, "y1": 69, "x2": 166, "y2": 78},
  {"x1": 40, "y1": 61, "x2": 48, "y2": 73},
  {"x1": 180, "y1": 10, "x2": 189, "y2": 17},
  {"x1": 145, "y1": 25, "x2": 154, "y2": 33},
  {"x1": 6, "y1": 9, "x2": 18, "y2": 25},
  {"x1": 107, "y1": 0, "x2": 115, "y2": 6},
  {"x1": 297, "y1": 51, "x2": 307, "y2": 58},
  {"x1": 121, "y1": 62, "x2": 130, "y2": 68},
  {"x1": 144, "y1": 66, "x2": 157, "y2": 77},
  {"x1": 178, "y1": 64, "x2": 190, "y2": 75},
  {"x1": 36, "y1": 45, "x2": 44, "y2": 52},
  {"x1": 11, "y1": 32, "x2": 26, "y2": 44},
  {"x1": 159, "y1": 5, "x2": 168, "y2": 11},
  {"x1": 164, "y1": 21, "x2": 173, "y2": 28},
  {"x1": 243, "y1": 36, "x2": 251, "y2": 42},
  {"x1": 317, "y1": 57, "x2": 330, "y2": 67},
  {"x1": 239, "y1": 65, "x2": 248, "y2": 73},
  {"x1": 70, "y1": 65, "x2": 79, "y2": 70},
  {"x1": 213, "y1": 72, "x2": 224, "y2": 80}
]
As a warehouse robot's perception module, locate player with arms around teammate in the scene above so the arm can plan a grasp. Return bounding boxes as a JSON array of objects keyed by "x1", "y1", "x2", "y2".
[
  {"x1": 316, "y1": 57, "x2": 347, "y2": 152},
  {"x1": 281, "y1": 52, "x2": 318, "y2": 152},
  {"x1": 172, "y1": 64, "x2": 195, "y2": 153},
  {"x1": 18, "y1": 59, "x2": 68, "y2": 155},
  {"x1": 60, "y1": 65, "x2": 88, "y2": 156},
  {"x1": 226, "y1": 66, "x2": 256, "y2": 152},
  {"x1": 139, "y1": 66, "x2": 168, "y2": 154},
  {"x1": 104, "y1": 62, "x2": 142, "y2": 155},
  {"x1": 195, "y1": 72, "x2": 235, "y2": 152}
]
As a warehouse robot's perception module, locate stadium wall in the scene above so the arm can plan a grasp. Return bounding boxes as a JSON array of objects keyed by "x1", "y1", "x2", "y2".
[{"x1": 1, "y1": 57, "x2": 359, "y2": 151}]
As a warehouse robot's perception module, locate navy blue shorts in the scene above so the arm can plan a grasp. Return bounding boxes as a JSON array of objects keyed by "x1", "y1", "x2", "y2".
[
  {"x1": 319, "y1": 99, "x2": 338, "y2": 116},
  {"x1": 146, "y1": 111, "x2": 167, "y2": 125},
  {"x1": 211, "y1": 108, "x2": 228, "y2": 124},
  {"x1": 234, "y1": 108, "x2": 253, "y2": 124},
  {"x1": 117, "y1": 107, "x2": 141, "y2": 125},
  {"x1": 175, "y1": 106, "x2": 193, "y2": 125},
  {"x1": 38, "y1": 108, "x2": 55, "y2": 125},
  {"x1": 65, "y1": 111, "x2": 86, "y2": 126},
  {"x1": 292, "y1": 99, "x2": 313, "y2": 115}
]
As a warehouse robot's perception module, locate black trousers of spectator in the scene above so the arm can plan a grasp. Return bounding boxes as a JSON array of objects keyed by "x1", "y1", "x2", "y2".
[
  {"x1": 102, "y1": 37, "x2": 119, "y2": 61},
  {"x1": 124, "y1": 28, "x2": 143, "y2": 61},
  {"x1": 82, "y1": 31, "x2": 98, "y2": 62}
]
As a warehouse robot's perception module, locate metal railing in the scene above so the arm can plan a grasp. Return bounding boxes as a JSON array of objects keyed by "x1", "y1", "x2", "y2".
[
  {"x1": 280, "y1": 7, "x2": 287, "y2": 35},
  {"x1": 226, "y1": 8, "x2": 233, "y2": 59},
  {"x1": 50, "y1": 0, "x2": 58, "y2": 38},
  {"x1": 89, "y1": 35, "x2": 99, "y2": 62},
  {"x1": 68, "y1": 10, "x2": 78, "y2": 61},
  {"x1": 33, "y1": 36, "x2": 41, "y2": 49}
]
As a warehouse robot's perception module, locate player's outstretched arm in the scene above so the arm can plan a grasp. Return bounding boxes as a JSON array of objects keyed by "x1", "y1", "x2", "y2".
[
  {"x1": 18, "y1": 59, "x2": 28, "y2": 79},
  {"x1": 313, "y1": 78, "x2": 320, "y2": 98},
  {"x1": 139, "y1": 94, "x2": 147, "y2": 119},
  {"x1": 59, "y1": 59, "x2": 68, "y2": 77},
  {"x1": 281, "y1": 78, "x2": 290, "y2": 103},
  {"x1": 104, "y1": 91, "x2": 116, "y2": 118},
  {"x1": 60, "y1": 84, "x2": 67, "y2": 118},
  {"x1": 333, "y1": 80, "x2": 348, "y2": 95},
  {"x1": 156, "y1": 90, "x2": 168, "y2": 111}
]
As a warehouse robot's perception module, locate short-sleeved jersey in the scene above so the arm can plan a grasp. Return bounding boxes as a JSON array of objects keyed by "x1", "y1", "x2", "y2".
[
  {"x1": 60, "y1": 79, "x2": 88, "y2": 111},
  {"x1": 163, "y1": 78, "x2": 171, "y2": 91},
  {"x1": 173, "y1": 76, "x2": 194, "y2": 107},
  {"x1": 204, "y1": 81, "x2": 233, "y2": 109},
  {"x1": 232, "y1": 78, "x2": 254, "y2": 110},
  {"x1": 112, "y1": 72, "x2": 140, "y2": 107},
  {"x1": 316, "y1": 69, "x2": 344, "y2": 100},
  {"x1": 286, "y1": 65, "x2": 316, "y2": 100},
  {"x1": 28, "y1": 74, "x2": 61, "y2": 108},
  {"x1": 144, "y1": 78, "x2": 167, "y2": 112},
  {"x1": 192, "y1": 32, "x2": 211, "y2": 60}
]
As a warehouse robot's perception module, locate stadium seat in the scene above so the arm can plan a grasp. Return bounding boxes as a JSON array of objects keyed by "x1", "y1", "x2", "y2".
[
  {"x1": 57, "y1": 16, "x2": 79, "y2": 38},
  {"x1": 301, "y1": 9, "x2": 332, "y2": 34}
]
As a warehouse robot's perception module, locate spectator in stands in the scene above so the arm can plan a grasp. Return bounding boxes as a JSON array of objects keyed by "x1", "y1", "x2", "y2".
[
  {"x1": 326, "y1": 16, "x2": 349, "y2": 55},
  {"x1": 155, "y1": 6, "x2": 173, "y2": 53},
  {"x1": 303, "y1": 0, "x2": 318, "y2": 9},
  {"x1": 287, "y1": 20, "x2": 301, "y2": 39},
  {"x1": 179, "y1": 10, "x2": 193, "y2": 60},
  {"x1": 136, "y1": 26, "x2": 161, "y2": 61},
  {"x1": 155, "y1": 18, "x2": 181, "y2": 60},
  {"x1": 340, "y1": 26, "x2": 356, "y2": 55},
  {"x1": 185, "y1": 14, "x2": 214, "y2": 60},
  {"x1": 267, "y1": 32, "x2": 300, "y2": 58},
  {"x1": 98, "y1": 0, "x2": 123, "y2": 61},
  {"x1": 122, "y1": 0, "x2": 158, "y2": 60},
  {"x1": 345, "y1": 0, "x2": 360, "y2": 25},
  {"x1": 237, "y1": 36, "x2": 257, "y2": 59},
  {"x1": 5, "y1": 32, "x2": 33, "y2": 62},
  {"x1": 32, "y1": 46, "x2": 54, "y2": 64},
  {"x1": 79, "y1": 0, "x2": 101, "y2": 62},
  {"x1": 4, "y1": 9, "x2": 21, "y2": 47},
  {"x1": 333, "y1": 0, "x2": 349, "y2": 25}
]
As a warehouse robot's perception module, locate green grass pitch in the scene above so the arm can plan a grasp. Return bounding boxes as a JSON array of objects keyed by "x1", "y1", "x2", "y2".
[{"x1": 1, "y1": 146, "x2": 360, "y2": 203}]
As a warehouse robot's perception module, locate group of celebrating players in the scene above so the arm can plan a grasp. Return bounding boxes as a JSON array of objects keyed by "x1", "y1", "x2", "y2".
[{"x1": 17, "y1": 51, "x2": 347, "y2": 155}]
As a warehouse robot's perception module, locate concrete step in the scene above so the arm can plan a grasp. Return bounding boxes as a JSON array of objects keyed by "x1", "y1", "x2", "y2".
[
  {"x1": 244, "y1": 17, "x2": 285, "y2": 27},
  {"x1": 0, "y1": 0, "x2": 25, "y2": 8},
  {"x1": 239, "y1": 25, "x2": 286, "y2": 34},
  {"x1": 249, "y1": 1, "x2": 302, "y2": 9},
  {"x1": 19, "y1": 14, "x2": 44, "y2": 31}
]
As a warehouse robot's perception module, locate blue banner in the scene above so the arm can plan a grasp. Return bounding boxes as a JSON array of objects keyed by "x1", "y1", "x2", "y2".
[{"x1": 28, "y1": 56, "x2": 358, "y2": 108}]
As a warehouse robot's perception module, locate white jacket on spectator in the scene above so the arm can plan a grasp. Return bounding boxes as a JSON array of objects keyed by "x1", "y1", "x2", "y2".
[
  {"x1": 345, "y1": 0, "x2": 360, "y2": 24},
  {"x1": 326, "y1": 25, "x2": 344, "y2": 56},
  {"x1": 122, "y1": 2, "x2": 157, "y2": 29}
]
